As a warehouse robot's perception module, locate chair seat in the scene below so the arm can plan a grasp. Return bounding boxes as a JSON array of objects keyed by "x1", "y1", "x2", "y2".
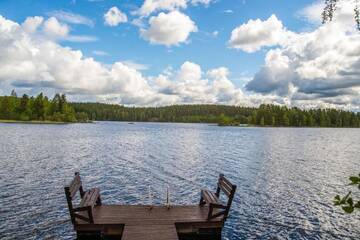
[
  {"x1": 201, "y1": 189, "x2": 224, "y2": 207},
  {"x1": 80, "y1": 188, "x2": 100, "y2": 208}
]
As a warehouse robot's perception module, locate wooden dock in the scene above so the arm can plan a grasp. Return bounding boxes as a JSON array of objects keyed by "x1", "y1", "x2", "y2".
[{"x1": 65, "y1": 173, "x2": 236, "y2": 240}]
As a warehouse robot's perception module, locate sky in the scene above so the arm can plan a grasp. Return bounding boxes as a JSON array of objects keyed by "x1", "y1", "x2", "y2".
[{"x1": 0, "y1": 0, "x2": 359, "y2": 109}]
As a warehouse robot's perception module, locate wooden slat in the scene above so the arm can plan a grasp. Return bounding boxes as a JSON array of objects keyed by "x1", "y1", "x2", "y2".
[
  {"x1": 80, "y1": 188, "x2": 99, "y2": 207},
  {"x1": 218, "y1": 176, "x2": 234, "y2": 197},
  {"x1": 218, "y1": 181, "x2": 232, "y2": 196},
  {"x1": 201, "y1": 190, "x2": 222, "y2": 206},
  {"x1": 122, "y1": 224, "x2": 179, "y2": 240},
  {"x1": 74, "y1": 205, "x2": 224, "y2": 234},
  {"x1": 68, "y1": 174, "x2": 81, "y2": 198},
  {"x1": 76, "y1": 205, "x2": 223, "y2": 226}
]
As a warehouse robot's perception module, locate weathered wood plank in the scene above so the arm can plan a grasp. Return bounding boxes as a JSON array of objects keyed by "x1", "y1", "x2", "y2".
[
  {"x1": 74, "y1": 205, "x2": 223, "y2": 230},
  {"x1": 122, "y1": 224, "x2": 179, "y2": 240}
]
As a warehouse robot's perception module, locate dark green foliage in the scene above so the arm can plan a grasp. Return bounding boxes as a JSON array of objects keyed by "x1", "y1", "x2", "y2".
[
  {"x1": 322, "y1": 0, "x2": 360, "y2": 30},
  {"x1": 355, "y1": 2, "x2": 360, "y2": 30},
  {"x1": 322, "y1": 0, "x2": 338, "y2": 23},
  {"x1": 0, "y1": 91, "x2": 86, "y2": 123},
  {"x1": 71, "y1": 102, "x2": 360, "y2": 128},
  {"x1": 334, "y1": 174, "x2": 360, "y2": 214}
]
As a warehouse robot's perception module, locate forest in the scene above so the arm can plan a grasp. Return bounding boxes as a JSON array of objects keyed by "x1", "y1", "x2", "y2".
[
  {"x1": 0, "y1": 91, "x2": 87, "y2": 123},
  {"x1": 0, "y1": 91, "x2": 359, "y2": 127},
  {"x1": 72, "y1": 102, "x2": 360, "y2": 128}
]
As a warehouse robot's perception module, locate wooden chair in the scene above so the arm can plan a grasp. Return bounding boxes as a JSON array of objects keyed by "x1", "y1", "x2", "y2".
[
  {"x1": 64, "y1": 172, "x2": 102, "y2": 224},
  {"x1": 199, "y1": 174, "x2": 236, "y2": 220}
]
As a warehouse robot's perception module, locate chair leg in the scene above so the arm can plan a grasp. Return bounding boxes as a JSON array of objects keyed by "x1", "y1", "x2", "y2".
[
  {"x1": 207, "y1": 205, "x2": 213, "y2": 220},
  {"x1": 87, "y1": 208, "x2": 94, "y2": 224},
  {"x1": 199, "y1": 195, "x2": 205, "y2": 206},
  {"x1": 96, "y1": 196, "x2": 102, "y2": 206}
]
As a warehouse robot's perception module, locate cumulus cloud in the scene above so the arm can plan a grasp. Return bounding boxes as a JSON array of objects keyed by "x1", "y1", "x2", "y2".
[
  {"x1": 135, "y1": 0, "x2": 214, "y2": 17},
  {"x1": 22, "y1": 16, "x2": 44, "y2": 34},
  {"x1": 0, "y1": 15, "x2": 156, "y2": 105},
  {"x1": 21, "y1": 16, "x2": 97, "y2": 42},
  {"x1": 43, "y1": 17, "x2": 69, "y2": 38},
  {"x1": 154, "y1": 62, "x2": 247, "y2": 105},
  {"x1": 242, "y1": 3, "x2": 360, "y2": 109},
  {"x1": 228, "y1": 14, "x2": 290, "y2": 53},
  {"x1": 104, "y1": 7, "x2": 128, "y2": 26},
  {"x1": 136, "y1": 0, "x2": 187, "y2": 17},
  {"x1": 140, "y1": 11, "x2": 197, "y2": 46},
  {"x1": 0, "y1": 15, "x2": 249, "y2": 106}
]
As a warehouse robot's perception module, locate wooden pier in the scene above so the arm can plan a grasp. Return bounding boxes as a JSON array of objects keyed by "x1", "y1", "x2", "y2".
[{"x1": 64, "y1": 173, "x2": 236, "y2": 240}]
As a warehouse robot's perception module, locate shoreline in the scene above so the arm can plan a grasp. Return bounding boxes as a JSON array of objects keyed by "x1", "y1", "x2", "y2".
[
  {"x1": 0, "y1": 119, "x2": 71, "y2": 124},
  {"x1": 1, "y1": 119, "x2": 359, "y2": 128}
]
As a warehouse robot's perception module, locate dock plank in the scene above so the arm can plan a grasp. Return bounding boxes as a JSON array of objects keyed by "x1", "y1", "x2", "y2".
[
  {"x1": 122, "y1": 224, "x2": 179, "y2": 240},
  {"x1": 90, "y1": 205, "x2": 223, "y2": 225},
  {"x1": 75, "y1": 205, "x2": 224, "y2": 235}
]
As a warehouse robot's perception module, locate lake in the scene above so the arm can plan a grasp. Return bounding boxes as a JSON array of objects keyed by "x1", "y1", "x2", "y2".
[{"x1": 0, "y1": 122, "x2": 359, "y2": 239}]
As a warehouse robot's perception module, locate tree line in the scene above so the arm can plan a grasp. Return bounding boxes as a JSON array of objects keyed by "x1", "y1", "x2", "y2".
[
  {"x1": 1, "y1": 92, "x2": 359, "y2": 127},
  {"x1": 0, "y1": 91, "x2": 87, "y2": 122},
  {"x1": 71, "y1": 102, "x2": 360, "y2": 128}
]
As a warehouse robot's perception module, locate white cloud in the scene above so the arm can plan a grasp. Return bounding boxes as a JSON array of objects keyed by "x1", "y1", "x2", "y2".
[
  {"x1": 0, "y1": 15, "x2": 155, "y2": 105},
  {"x1": 65, "y1": 35, "x2": 98, "y2": 42},
  {"x1": 122, "y1": 60, "x2": 149, "y2": 70},
  {"x1": 22, "y1": 16, "x2": 44, "y2": 33},
  {"x1": 228, "y1": 14, "x2": 290, "y2": 53},
  {"x1": 131, "y1": 18, "x2": 146, "y2": 28},
  {"x1": 21, "y1": 16, "x2": 97, "y2": 43},
  {"x1": 136, "y1": 0, "x2": 187, "y2": 17},
  {"x1": 223, "y1": 9, "x2": 234, "y2": 14},
  {"x1": 243, "y1": 10, "x2": 360, "y2": 108},
  {"x1": 2, "y1": 9, "x2": 360, "y2": 109},
  {"x1": 43, "y1": 17, "x2": 69, "y2": 39},
  {"x1": 191, "y1": 0, "x2": 212, "y2": 6},
  {"x1": 0, "y1": 15, "x2": 250, "y2": 106},
  {"x1": 212, "y1": 30, "x2": 219, "y2": 37},
  {"x1": 48, "y1": 10, "x2": 94, "y2": 27},
  {"x1": 154, "y1": 62, "x2": 248, "y2": 105},
  {"x1": 140, "y1": 11, "x2": 197, "y2": 46},
  {"x1": 297, "y1": 0, "x2": 357, "y2": 27},
  {"x1": 135, "y1": 0, "x2": 214, "y2": 17},
  {"x1": 93, "y1": 50, "x2": 109, "y2": 56},
  {"x1": 296, "y1": 0, "x2": 324, "y2": 25},
  {"x1": 104, "y1": 7, "x2": 128, "y2": 26}
]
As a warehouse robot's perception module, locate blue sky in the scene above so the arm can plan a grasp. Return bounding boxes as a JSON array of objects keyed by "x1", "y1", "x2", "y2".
[{"x1": 0, "y1": 0, "x2": 359, "y2": 109}]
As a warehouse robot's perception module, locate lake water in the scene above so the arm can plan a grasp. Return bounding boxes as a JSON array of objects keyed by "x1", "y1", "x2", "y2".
[{"x1": 0, "y1": 122, "x2": 359, "y2": 240}]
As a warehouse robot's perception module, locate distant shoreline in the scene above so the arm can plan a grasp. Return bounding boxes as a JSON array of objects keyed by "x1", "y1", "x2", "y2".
[
  {"x1": 0, "y1": 119, "x2": 70, "y2": 124},
  {"x1": 1, "y1": 119, "x2": 359, "y2": 128}
]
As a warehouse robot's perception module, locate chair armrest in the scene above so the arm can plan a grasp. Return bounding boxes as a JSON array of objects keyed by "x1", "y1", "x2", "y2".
[{"x1": 73, "y1": 206, "x2": 92, "y2": 212}]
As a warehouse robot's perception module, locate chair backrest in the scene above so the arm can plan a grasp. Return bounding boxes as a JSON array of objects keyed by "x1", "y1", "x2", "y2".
[
  {"x1": 64, "y1": 172, "x2": 84, "y2": 224},
  {"x1": 216, "y1": 174, "x2": 237, "y2": 219}
]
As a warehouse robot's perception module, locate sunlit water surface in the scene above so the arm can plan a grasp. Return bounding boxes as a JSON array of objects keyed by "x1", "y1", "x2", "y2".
[{"x1": 0, "y1": 122, "x2": 359, "y2": 240}]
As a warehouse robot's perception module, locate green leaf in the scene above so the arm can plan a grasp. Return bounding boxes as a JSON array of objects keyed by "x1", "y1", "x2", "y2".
[
  {"x1": 347, "y1": 197, "x2": 353, "y2": 207},
  {"x1": 355, "y1": 201, "x2": 360, "y2": 208},
  {"x1": 349, "y1": 176, "x2": 360, "y2": 185},
  {"x1": 340, "y1": 192, "x2": 352, "y2": 204},
  {"x1": 342, "y1": 206, "x2": 354, "y2": 214}
]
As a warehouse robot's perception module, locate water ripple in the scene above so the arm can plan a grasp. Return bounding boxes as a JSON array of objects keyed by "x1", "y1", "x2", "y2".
[{"x1": 0, "y1": 123, "x2": 359, "y2": 239}]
